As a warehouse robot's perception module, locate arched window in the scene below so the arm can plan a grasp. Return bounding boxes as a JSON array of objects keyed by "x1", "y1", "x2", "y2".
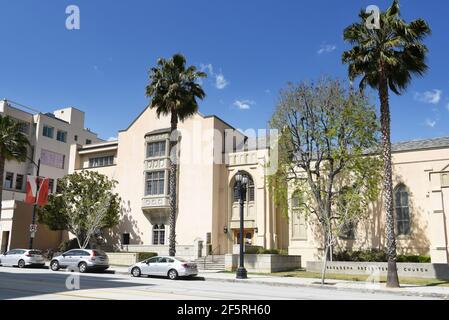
[
  {"x1": 395, "y1": 185, "x2": 411, "y2": 235},
  {"x1": 153, "y1": 224, "x2": 165, "y2": 245},
  {"x1": 233, "y1": 174, "x2": 255, "y2": 202}
]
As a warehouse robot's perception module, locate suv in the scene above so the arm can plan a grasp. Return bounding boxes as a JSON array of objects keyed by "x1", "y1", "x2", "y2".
[{"x1": 50, "y1": 249, "x2": 109, "y2": 273}]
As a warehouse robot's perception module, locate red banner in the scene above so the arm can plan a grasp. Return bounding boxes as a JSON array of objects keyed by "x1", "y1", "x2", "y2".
[{"x1": 25, "y1": 176, "x2": 50, "y2": 206}]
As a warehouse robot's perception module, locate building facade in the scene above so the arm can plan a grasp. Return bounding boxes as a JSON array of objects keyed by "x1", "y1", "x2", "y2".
[
  {"x1": 68, "y1": 106, "x2": 288, "y2": 258},
  {"x1": 0, "y1": 99, "x2": 102, "y2": 252},
  {"x1": 287, "y1": 138, "x2": 449, "y2": 264},
  {"x1": 2, "y1": 99, "x2": 449, "y2": 264}
]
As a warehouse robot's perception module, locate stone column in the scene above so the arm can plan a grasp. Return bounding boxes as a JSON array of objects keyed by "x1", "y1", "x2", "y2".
[{"x1": 429, "y1": 172, "x2": 449, "y2": 263}]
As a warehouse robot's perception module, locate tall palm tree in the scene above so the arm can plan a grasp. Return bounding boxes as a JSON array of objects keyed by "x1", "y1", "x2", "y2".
[
  {"x1": 0, "y1": 114, "x2": 30, "y2": 219},
  {"x1": 342, "y1": 0, "x2": 430, "y2": 287},
  {"x1": 146, "y1": 53, "x2": 207, "y2": 256}
]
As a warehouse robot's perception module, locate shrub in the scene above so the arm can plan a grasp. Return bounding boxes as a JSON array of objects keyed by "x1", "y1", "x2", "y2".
[
  {"x1": 136, "y1": 252, "x2": 157, "y2": 261},
  {"x1": 397, "y1": 254, "x2": 431, "y2": 263},
  {"x1": 333, "y1": 249, "x2": 431, "y2": 263},
  {"x1": 58, "y1": 239, "x2": 80, "y2": 252},
  {"x1": 256, "y1": 248, "x2": 280, "y2": 255}
]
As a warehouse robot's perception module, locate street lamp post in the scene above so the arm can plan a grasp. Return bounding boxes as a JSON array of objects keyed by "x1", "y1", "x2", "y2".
[
  {"x1": 27, "y1": 158, "x2": 41, "y2": 250},
  {"x1": 235, "y1": 171, "x2": 248, "y2": 279}
]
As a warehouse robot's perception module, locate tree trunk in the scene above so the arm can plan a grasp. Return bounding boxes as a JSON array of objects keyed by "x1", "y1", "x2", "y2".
[
  {"x1": 321, "y1": 243, "x2": 329, "y2": 285},
  {"x1": 379, "y1": 70, "x2": 400, "y2": 288},
  {"x1": 0, "y1": 154, "x2": 4, "y2": 222},
  {"x1": 168, "y1": 112, "x2": 178, "y2": 257}
]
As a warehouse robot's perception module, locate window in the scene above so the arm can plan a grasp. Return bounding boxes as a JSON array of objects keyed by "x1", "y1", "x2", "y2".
[
  {"x1": 86, "y1": 139, "x2": 92, "y2": 145},
  {"x1": 233, "y1": 173, "x2": 255, "y2": 202},
  {"x1": 17, "y1": 121, "x2": 30, "y2": 135},
  {"x1": 56, "y1": 130, "x2": 67, "y2": 143},
  {"x1": 291, "y1": 192, "x2": 307, "y2": 239},
  {"x1": 153, "y1": 224, "x2": 165, "y2": 245},
  {"x1": 395, "y1": 185, "x2": 411, "y2": 235},
  {"x1": 147, "y1": 141, "x2": 166, "y2": 158},
  {"x1": 145, "y1": 171, "x2": 165, "y2": 195},
  {"x1": 15, "y1": 174, "x2": 24, "y2": 191},
  {"x1": 4, "y1": 172, "x2": 13, "y2": 189},
  {"x1": 41, "y1": 149, "x2": 65, "y2": 169},
  {"x1": 89, "y1": 156, "x2": 114, "y2": 168},
  {"x1": 74, "y1": 135, "x2": 78, "y2": 142},
  {"x1": 48, "y1": 179, "x2": 55, "y2": 194},
  {"x1": 43, "y1": 125, "x2": 54, "y2": 138},
  {"x1": 122, "y1": 233, "x2": 130, "y2": 245}
]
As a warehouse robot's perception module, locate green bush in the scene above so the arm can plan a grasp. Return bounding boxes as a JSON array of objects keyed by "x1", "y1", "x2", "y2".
[
  {"x1": 333, "y1": 249, "x2": 431, "y2": 263},
  {"x1": 397, "y1": 254, "x2": 431, "y2": 263},
  {"x1": 136, "y1": 252, "x2": 157, "y2": 261},
  {"x1": 256, "y1": 248, "x2": 280, "y2": 255},
  {"x1": 58, "y1": 239, "x2": 79, "y2": 252}
]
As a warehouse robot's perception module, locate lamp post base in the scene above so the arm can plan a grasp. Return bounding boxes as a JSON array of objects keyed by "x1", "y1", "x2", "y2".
[{"x1": 236, "y1": 267, "x2": 248, "y2": 279}]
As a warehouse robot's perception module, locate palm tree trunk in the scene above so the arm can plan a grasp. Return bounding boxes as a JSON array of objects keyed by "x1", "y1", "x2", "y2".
[
  {"x1": 168, "y1": 112, "x2": 178, "y2": 257},
  {"x1": 0, "y1": 154, "x2": 5, "y2": 221},
  {"x1": 379, "y1": 70, "x2": 400, "y2": 288}
]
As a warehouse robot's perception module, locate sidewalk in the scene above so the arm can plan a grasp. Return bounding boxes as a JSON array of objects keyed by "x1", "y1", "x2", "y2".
[{"x1": 110, "y1": 265, "x2": 449, "y2": 299}]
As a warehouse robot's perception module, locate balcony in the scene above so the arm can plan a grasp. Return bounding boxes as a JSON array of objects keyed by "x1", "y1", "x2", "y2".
[
  {"x1": 144, "y1": 158, "x2": 168, "y2": 171},
  {"x1": 141, "y1": 195, "x2": 170, "y2": 210}
]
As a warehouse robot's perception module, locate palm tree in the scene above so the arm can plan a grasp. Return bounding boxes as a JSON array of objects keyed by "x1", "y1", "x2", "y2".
[
  {"x1": 145, "y1": 53, "x2": 207, "y2": 256},
  {"x1": 342, "y1": 0, "x2": 430, "y2": 287},
  {"x1": 0, "y1": 114, "x2": 30, "y2": 219}
]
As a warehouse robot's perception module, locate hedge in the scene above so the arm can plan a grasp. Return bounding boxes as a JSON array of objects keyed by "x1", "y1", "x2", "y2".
[{"x1": 333, "y1": 249, "x2": 431, "y2": 263}]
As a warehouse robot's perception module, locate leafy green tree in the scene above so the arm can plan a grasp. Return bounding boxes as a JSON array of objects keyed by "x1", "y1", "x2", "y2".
[
  {"x1": 342, "y1": 0, "x2": 430, "y2": 287},
  {"x1": 0, "y1": 114, "x2": 29, "y2": 219},
  {"x1": 145, "y1": 53, "x2": 207, "y2": 256},
  {"x1": 270, "y1": 79, "x2": 382, "y2": 284},
  {"x1": 38, "y1": 171, "x2": 121, "y2": 249}
]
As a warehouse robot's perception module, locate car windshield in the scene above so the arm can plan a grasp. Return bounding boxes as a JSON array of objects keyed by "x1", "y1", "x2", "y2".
[
  {"x1": 29, "y1": 250, "x2": 42, "y2": 255},
  {"x1": 175, "y1": 258, "x2": 188, "y2": 262}
]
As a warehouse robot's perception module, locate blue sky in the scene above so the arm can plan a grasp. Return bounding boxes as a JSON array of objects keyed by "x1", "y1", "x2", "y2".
[{"x1": 0, "y1": 0, "x2": 448, "y2": 142}]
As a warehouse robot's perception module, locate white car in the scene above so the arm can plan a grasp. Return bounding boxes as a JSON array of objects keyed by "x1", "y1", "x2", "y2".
[
  {"x1": 0, "y1": 249, "x2": 46, "y2": 268},
  {"x1": 128, "y1": 256, "x2": 198, "y2": 280}
]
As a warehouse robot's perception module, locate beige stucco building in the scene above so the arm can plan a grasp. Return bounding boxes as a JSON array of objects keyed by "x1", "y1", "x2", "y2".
[
  {"x1": 3, "y1": 99, "x2": 449, "y2": 265},
  {"x1": 68, "y1": 106, "x2": 288, "y2": 258},
  {"x1": 288, "y1": 137, "x2": 449, "y2": 264},
  {"x1": 0, "y1": 99, "x2": 102, "y2": 252}
]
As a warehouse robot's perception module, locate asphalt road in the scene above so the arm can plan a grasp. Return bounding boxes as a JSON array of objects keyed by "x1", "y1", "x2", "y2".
[{"x1": 0, "y1": 266, "x2": 438, "y2": 300}]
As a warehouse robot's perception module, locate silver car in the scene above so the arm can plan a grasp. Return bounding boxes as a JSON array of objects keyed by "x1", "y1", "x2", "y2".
[
  {"x1": 50, "y1": 249, "x2": 109, "y2": 273},
  {"x1": 0, "y1": 249, "x2": 45, "y2": 268},
  {"x1": 128, "y1": 256, "x2": 198, "y2": 280}
]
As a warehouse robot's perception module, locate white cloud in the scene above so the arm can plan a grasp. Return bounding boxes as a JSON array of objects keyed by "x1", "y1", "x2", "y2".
[
  {"x1": 414, "y1": 89, "x2": 442, "y2": 104},
  {"x1": 317, "y1": 44, "x2": 336, "y2": 54},
  {"x1": 107, "y1": 136, "x2": 117, "y2": 141},
  {"x1": 233, "y1": 99, "x2": 255, "y2": 110},
  {"x1": 446, "y1": 102, "x2": 449, "y2": 111},
  {"x1": 200, "y1": 63, "x2": 228, "y2": 90},
  {"x1": 215, "y1": 73, "x2": 228, "y2": 89},
  {"x1": 425, "y1": 118, "x2": 436, "y2": 128}
]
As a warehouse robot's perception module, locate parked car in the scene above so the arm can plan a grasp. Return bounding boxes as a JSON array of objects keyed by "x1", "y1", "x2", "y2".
[
  {"x1": 0, "y1": 249, "x2": 45, "y2": 268},
  {"x1": 128, "y1": 256, "x2": 198, "y2": 280},
  {"x1": 50, "y1": 249, "x2": 109, "y2": 273}
]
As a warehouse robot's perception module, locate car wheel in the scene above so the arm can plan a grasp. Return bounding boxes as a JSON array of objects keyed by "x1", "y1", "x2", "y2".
[
  {"x1": 78, "y1": 262, "x2": 88, "y2": 273},
  {"x1": 131, "y1": 267, "x2": 141, "y2": 277},
  {"x1": 50, "y1": 260, "x2": 60, "y2": 271},
  {"x1": 168, "y1": 269, "x2": 178, "y2": 280},
  {"x1": 18, "y1": 260, "x2": 26, "y2": 268}
]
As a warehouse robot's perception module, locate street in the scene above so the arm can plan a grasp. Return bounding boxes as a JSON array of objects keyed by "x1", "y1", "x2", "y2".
[{"x1": 0, "y1": 266, "x2": 439, "y2": 300}]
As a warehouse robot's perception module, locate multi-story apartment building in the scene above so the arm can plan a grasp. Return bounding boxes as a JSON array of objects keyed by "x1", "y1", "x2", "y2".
[{"x1": 0, "y1": 99, "x2": 102, "y2": 252}]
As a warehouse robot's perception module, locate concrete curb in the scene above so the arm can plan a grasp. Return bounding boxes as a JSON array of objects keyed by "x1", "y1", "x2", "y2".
[{"x1": 109, "y1": 267, "x2": 449, "y2": 299}]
